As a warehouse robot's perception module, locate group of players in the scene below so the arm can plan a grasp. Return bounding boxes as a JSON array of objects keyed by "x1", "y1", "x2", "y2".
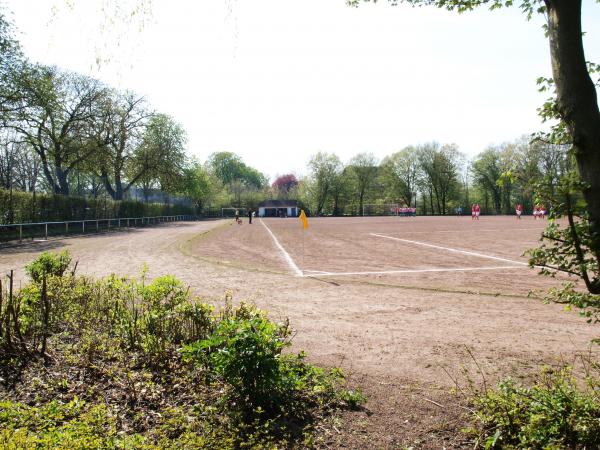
[
  {"x1": 469, "y1": 203, "x2": 547, "y2": 220},
  {"x1": 515, "y1": 203, "x2": 547, "y2": 220}
]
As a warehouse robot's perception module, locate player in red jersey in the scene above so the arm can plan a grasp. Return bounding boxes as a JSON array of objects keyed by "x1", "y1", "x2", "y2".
[{"x1": 515, "y1": 203, "x2": 523, "y2": 219}]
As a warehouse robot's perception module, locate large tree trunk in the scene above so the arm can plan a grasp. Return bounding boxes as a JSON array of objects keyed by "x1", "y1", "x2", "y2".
[
  {"x1": 37, "y1": 151, "x2": 60, "y2": 195},
  {"x1": 484, "y1": 191, "x2": 489, "y2": 214},
  {"x1": 359, "y1": 191, "x2": 364, "y2": 216},
  {"x1": 101, "y1": 172, "x2": 117, "y2": 200},
  {"x1": 55, "y1": 167, "x2": 70, "y2": 196},
  {"x1": 546, "y1": 0, "x2": 600, "y2": 257},
  {"x1": 429, "y1": 189, "x2": 434, "y2": 215},
  {"x1": 493, "y1": 190, "x2": 501, "y2": 214},
  {"x1": 113, "y1": 171, "x2": 124, "y2": 200},
  {"x1": 333, "y1": 194, "x2": 340, "y2": 216}
]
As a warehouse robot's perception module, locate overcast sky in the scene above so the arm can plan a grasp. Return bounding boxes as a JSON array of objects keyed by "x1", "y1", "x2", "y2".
[{"x1": 3, "y1": 0, "x2": 600, "y2": 180}]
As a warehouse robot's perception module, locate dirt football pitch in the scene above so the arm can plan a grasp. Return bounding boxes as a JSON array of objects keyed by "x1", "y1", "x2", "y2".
[{"x1": 1, "y1": 215, "x2": 597, "y2": 448}]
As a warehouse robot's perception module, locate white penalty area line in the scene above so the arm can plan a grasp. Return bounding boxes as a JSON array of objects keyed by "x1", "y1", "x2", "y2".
[
  {"x1": 302, "y1": 265, "x2": 527, "y2": 278},
  {"x1": 260, "y1": 219, "x2": 303, "y2": 277},
  {"x1": 399, "y1": 228, "x2": 546, "y2": 234},
  {"x1": 302, "y1": 269, "x2": 331, "y2": 275},
  {"x1": 370, "y1": 233, "x2": 528, "y2": 266}
]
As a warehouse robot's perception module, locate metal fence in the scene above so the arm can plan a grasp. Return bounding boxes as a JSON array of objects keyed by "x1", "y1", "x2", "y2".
[{"x1": 0, "y1": 215, "x2": 196, "y2": 245}]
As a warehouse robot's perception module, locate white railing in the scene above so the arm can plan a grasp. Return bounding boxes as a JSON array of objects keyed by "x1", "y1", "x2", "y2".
[{"x1": 0, "y1": 215, "x2": 196, "y2": 245}]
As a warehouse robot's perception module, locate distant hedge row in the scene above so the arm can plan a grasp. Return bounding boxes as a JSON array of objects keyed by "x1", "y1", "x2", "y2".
[{"x1": 0, "y1": 189, "x2": 194, "y2": 225}]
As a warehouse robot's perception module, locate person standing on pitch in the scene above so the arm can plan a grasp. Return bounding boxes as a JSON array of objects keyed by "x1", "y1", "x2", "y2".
[
  {"x1": 515, "y1": 203, "x2": 523, "y2": 219},
  {"x1": 248, "y1": 208, "x2": 253, "y2": 224}
]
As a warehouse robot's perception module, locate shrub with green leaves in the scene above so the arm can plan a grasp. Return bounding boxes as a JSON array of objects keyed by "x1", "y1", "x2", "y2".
[
  {"x1": 182, "y1": 302, "x2": 364, "y2": 417},
  {"x1": 468, "y1": 368, "x2": 600, "y2": 449},
  {"x1": 2, "y1": 252, "x2": 77, "y2": 356},
  {"x1": 99, "y1": 273, "x2": 214, "y2": 357},
  {"x1": 25, "y1": 250, "x2": 72, "y2": 283},
  {"x1": 184, "y1": 305, "x2": 288, "y2": 408},
  {"x1": 2, "y1": 261, "x2": 364, "y2": 447},
  {"x1": 527, "y1": 171, "x2": 600, "y2": 331},
  {"x1": 543, "y1": 283, "x2": 600, "y2": 330}
]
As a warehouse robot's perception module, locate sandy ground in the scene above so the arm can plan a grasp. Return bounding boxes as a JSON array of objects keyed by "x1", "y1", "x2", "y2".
[{"x1": 1, "y1": 216, "x2": 597, "y2": 448}]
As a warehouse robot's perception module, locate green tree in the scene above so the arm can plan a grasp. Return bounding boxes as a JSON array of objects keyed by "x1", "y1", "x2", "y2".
[
  {"x1": 307, "y1": 152, "x2": 343, "y2": 216},
  {"x1": 92, "y1": 91, "x2": 152, "y2": 200},
  {"x1": 0, "y1": 9, "x2": 22, "y2": 121},
  {"x1": 418, "y1": 143, "x2": 461, "y2": 215},
  {"x1": 240, "y1": 165, "x2": 268, "y2": 190},
  {"x1": 472, "y1": 148, "x2": 502, "y2": 214},
  {"x1": 380, "y1": 146, "x2": 420, "y2": 207},
  {"x1": 207, "y1": 151, "x2": 267, "y2": 190},
  {"x1": 9, "y1": 65, "x2": 108, "y2": 195},
  {"x1": 208, "y1": 152, "x2": 245, "y2": 185},
  {"x1": 136, "y1": 113, "x2": 187, "y2": 195},
  {"x1": 348, "y1": 152, "x2": 379, "y2": 216},
  {"x1": 177, "y1": 160, "x2": 214, "y2": 212},
  {"x1": 330, "y1": 166, "x2": 352, "y2": 215}
]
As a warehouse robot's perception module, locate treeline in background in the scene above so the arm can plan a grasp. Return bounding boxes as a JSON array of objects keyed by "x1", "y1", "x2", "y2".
[{"x1": 297, "y1": 138, "x2": 570, "y2": 217}]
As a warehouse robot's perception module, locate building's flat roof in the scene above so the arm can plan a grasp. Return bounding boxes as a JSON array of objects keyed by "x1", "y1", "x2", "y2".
[{"x1": 258, "y1": 200, "x2": 298, "y2": 208}]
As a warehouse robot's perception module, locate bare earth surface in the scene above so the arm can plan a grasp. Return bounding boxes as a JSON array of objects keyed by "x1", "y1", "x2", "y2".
[{"x1": 1, "y1": 216, "x2": 596, "y2": 448}]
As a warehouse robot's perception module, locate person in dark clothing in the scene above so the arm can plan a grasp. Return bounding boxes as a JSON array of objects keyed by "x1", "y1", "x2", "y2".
[{"x1": 248, "y1": 209, "x2": 253, "y2": 224}]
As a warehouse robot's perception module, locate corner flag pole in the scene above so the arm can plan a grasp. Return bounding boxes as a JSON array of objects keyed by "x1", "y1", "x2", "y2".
[{"x1": 299, "y1": 209, "x2": 309, "y2": 267}]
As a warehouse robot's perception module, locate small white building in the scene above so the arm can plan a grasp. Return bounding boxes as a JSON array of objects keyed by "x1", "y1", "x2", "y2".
[{"x1": 258, "y1": 200, "x2": 299, "y2": 218}]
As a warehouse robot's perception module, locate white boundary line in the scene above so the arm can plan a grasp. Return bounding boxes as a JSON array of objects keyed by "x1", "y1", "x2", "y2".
[
  {"x1": 399, "y1": 228, "x2": 546, "y2": 234},
  {"x1": 302, "y1": 269, "x2": 332, "y2": 275},
  {"x1": 302, "y1": 265, "x2": 527, "y2": 278},
  {"x1": 260, "y1": 219, "x2": 303, "y2": 277},
  {"x1": 370, "y1": 233, "x2": 528, "y2": 266}
]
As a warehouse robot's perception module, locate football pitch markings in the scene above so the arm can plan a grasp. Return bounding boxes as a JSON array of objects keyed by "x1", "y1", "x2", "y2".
[
  {"x1": 261, "y1": 220, "x2": 528, "y2": 278},
  {"x1": 260, "y1": 219, "x2": 303, "y2": 276},
  {"x1": 395, "y1": 227, "x2": 545, "y2": 234},
  {"x1": 369, "y1": 233, "x2": 527, "y2": 267},
  {"x1": 301, "y1": 265, "x2": 527, "y2": 278}
]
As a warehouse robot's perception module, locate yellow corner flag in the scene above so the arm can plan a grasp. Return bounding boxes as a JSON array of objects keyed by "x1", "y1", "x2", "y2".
[{"x1": 299, "y1": 209, "x2": 309, "y2": 230}]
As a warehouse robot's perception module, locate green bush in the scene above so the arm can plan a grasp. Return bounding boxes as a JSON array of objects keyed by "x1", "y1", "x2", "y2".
[
  {"x1": 182, "y1": 302, "x2": 365, "y2": 416},
  {"x1": 25, "y1": 250, "x2": 72, "y2": 283},
  {"x1": 138, "y1": 275, "x2": 213, "y2": 357},
  {"x1": 2, "y1": 261, "x2": 364, "y2": 447},
  {"x1": 1, "y1": 252, "x2": 75, "y2": 355},
  {"x1": 468, "y1": 368, "x2": 600, "y2": 449},
  {"x1": 3, "y1": 257, "x2": 216, "y2": 361},
  {"x1": 99, "y1": 273, "x2": 215, "y2": 356},
  {"x1": 184, "y1": 305, "x2": 289, "y2": 409}
]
